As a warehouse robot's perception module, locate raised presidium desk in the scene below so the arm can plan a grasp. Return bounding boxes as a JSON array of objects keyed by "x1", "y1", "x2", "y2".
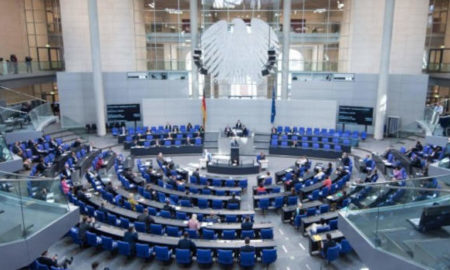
[
  {"x1": 130, "y1": 145, "x2": 203, "y2": 156},
  {"x1": 206, "y1": 159, "x2": 260, "y2": 175},
  {"x1": 93, "y1": 222, "x2": 276, "y2": 251},
  {"x1": 308, "y1": 230, "x2": 345, "y2": 255}
]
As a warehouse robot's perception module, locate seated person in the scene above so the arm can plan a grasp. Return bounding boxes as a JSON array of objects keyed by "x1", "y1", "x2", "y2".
[
  {"x1": 187, "y1": 214, "x2": 201, "y2": 231},
  {"x1": 408, "y1": 141, "x2": 423, "y2": 156},
  {"x1": 177, "y1": 231, "x2": 197, "y2": 256},
  {"x1": 36, "y1": 157, "x2": 48, "y2": 175},
  {"x1": 192, "y1": 168, "x2": 201, "y2": 182},
  {"x1": 78, "y1": 216, "x2": 95, "y2": 246},
  {"x1": 321, "y1": 233, "x2": 337, "y2": 257},
  {"x1": 240, "y1": 237, "x2": 255, "y2": 253},
  {"x1": 163, "y1": 200, "x2": 175, "y2": 217},
  {"x1": 242, "y1": 125, "x2": 249, "y2": 137},
  {"x1": 165, "y1": 122, "x2": 172, "y2": 131},
  {"x1": 186, "y1": 122, "x2": 193, "y2": 131},
  {"x1": 341, "y1": 152, "x2": 351, "y2": 167},
  {"x1": 365, "y1": 169, "x2": 379, "y2": 183},
  {"x1": 256, "y1": 183, "x2": 267, "y2": 194},
  {"x1": 204, "y1": 214, "x2": 220, "y2": 223},
  {"x1": 361, "y1": 154, "x2": 374, "y2": 173},
  {"x1": 37, "y1": 250, "x2": 73, "y2": 269},
  {"x1": 123, "y1": 226, "x2": 138, "y2": 255},
  {"x1": 306, "y1": 218, "x2": 327, "y2": 236},
  {"x1": 271, "y1": 126, "x2": 277, "y2": 134},
  {"x1": 256, "y1": 152, "x2": 266, "y2": 164},
  {"x1": 241, "y1": 216, "x2": 253, "y2": 230},
  {"x1": 392, "y1": 166, "x2": 404, "y2": 180},
  {"x1": 314, "y1": 168, "x2": 325, "y2": 180},
  {"x1": 137, "y1": 208, "x2": 155, "y2": 232},
  {"x1": 224, "y1": 125, "x2": 233, "y2": 137},
  {"x1": 227, "y1": 194, "x2": 239, "y2": 206},
  {"x1": 185, "y1": 136, "x2": 193, "y2": 145},
  {"x1": 235, "y1": 120, "x2": 243, "y2": 129},
  {"x1": 323, "y1": 176, "x2": 332, "y2": 188}
]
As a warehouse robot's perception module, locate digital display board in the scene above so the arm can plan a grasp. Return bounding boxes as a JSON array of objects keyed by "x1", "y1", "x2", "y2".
[
  {"x1": 107, "y1": 104, "x2": 141, "y2": 122},
  {"x1": 338, "y1": 106, "x2": 373, "y2": 126}
]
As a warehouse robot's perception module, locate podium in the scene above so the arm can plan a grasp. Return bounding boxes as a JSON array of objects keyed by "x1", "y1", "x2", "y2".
[{"x1": 231, "y1": 146, "x2": 240, "y2": 164}]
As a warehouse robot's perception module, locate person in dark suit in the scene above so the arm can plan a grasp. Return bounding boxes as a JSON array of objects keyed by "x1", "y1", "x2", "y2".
[
  {"x1": 192, "y1": 168, "x2": 200, "y2": 183},
  {"x1": 165, "y1": 123, "x2": 172, "y2": 131},
  {"x1": 241, "y1": 216, "x2": 253, "y2": 230},
  {"x1": 240, "y1": 237, "x2": 255, "y2": 253},
  {"x1": 72, "y1": 139, "x2": 82, "y2": 148},
  {"x1": 341, "y1": 152, "x2": 350, "y2": 167},
  {"x1": 224, "y1": 125, "x2": 233, "y2": 137},
  {"x1": 104, "y1": 182, "x2": 116, "y2": 194},
  {"x1": 78, "y1": 216, "x2": 94, "y2": 246},
  {"x1": 242, "y1": 125, "x2": 249, "y2": 137},
  {"x1": 61, "y1": 163, "x2": 73, "y2": 179},
  {"x1": 235, "y1": 120, "x2": 243, "y2": 129},
  {"x1": 227, "y1": 194, "x2": 239, "y2": 206},
  {"x1": 137, "y1": 208, "x2": 154, "y2": 232},
  {"x1": 187, "y1": 122, "x2": 193, "y2": 131},
  {"x1": 177, "y1": 231, "x2": 197, "y2": 256},
  {"x1": 123, "y1": 226, "x2": 138, "y2": 255},
  {"x1": 321, "y1": 233, "x2": 337, "y2": 256},
  {"x1": 37, "y1": 250, "x2": 73, "y2": 268}
]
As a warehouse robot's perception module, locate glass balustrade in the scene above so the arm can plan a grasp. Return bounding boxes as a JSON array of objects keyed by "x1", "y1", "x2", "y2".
[
  {"x1": 341, "y1": 175, "x2": 450, "y2": 270},
  {"x1": 29, "y1": 103, "x2": 57, "y2": 131},
  {"x1": 0, "y1": 61, "x2": 64, "y2": 75},
  {"x1": 0, "y1": 172, "x2": 70, "y2": 244}
]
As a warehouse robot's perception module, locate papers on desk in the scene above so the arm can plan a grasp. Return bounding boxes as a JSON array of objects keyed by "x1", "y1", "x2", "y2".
[
  {"x1": 175, "y1": 206, "x2": 181, "y2": 210},
  {"x1": 383, "y1": 161, "x2": 393, "y2": 166},
  {"x1": 200, "y1": 222, "x2": 213, "y2": 227},
  {"x1": 312, "y1": 235, "x2": 322, "y2": 241}
]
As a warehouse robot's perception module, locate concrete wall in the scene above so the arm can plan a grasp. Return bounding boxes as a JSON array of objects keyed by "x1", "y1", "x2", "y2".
[
  {"x1": 142, "y1": 98, "x2": 337, "y2": 132},
  {"x1": 291, "y1": 73, "x2": 429, "y2": 133},
  {"x1": 60, "y1": 0, "x2": 137, "y2": 72},
  {"x1": 58, "y1": 72, "x2": 428, "y2": 132},
  {"x1": 348, "y1": 0, "x2": 428, "y2": 74},
  {"x1": 57, "y1": 72, "x2": 189, "y2": 125},
  {"x1": 0, "y1": 0, "x2": 28, "y2": 60}
]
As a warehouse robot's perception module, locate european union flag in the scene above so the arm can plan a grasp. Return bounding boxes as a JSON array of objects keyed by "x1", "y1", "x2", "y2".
[{"x1": 271, "y1": 84, "x2": 276, "y2": 124}]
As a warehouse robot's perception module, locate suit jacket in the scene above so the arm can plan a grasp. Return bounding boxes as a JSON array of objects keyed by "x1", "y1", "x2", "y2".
[
  {"x1": 78, "y1": 222, "x2": 92, "y2": 241},
  {"x1": 123, "y1": 231, "x2": 138, "y2": 247},
  {"x1": 241, "y1": 222, "x2": 253, "y2": 230},
  {"x1": 177, "y1": 238, "x2": 196, "y2": 253},
  {"x1": 240, "y1": 245, "x2": 255, "y2": 253}
]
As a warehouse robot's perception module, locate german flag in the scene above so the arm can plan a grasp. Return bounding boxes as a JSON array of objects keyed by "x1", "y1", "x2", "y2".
[{"x1": 201, "y1": 91, "x2": 207, "y2": 128}]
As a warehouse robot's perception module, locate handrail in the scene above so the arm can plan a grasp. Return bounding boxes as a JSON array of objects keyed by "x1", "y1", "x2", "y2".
[
  {"x1": 0, "y1": 85, "x2": 47, "y2": 103},
  {"x1": 0, "y1": 105, "x2": 28, "y2": 114}
]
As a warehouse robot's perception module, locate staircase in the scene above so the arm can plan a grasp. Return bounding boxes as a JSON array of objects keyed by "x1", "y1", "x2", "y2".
[
  {"x1": 43, "y1": 123, "x2": 87, "y2": 144},
  {"x1": 204, "y1": 132, "x2": 219, "y2": 153},
  {"x1": 254, "y1": 132, "x2": 271, "y2": 151}
]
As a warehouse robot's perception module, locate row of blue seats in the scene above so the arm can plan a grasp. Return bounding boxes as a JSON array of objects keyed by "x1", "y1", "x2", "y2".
[
  {"x1": 124, "y1": 137, "x2": 203, "y2": 146},
  {"x1": 274, "y1": 126, "x2": 367, "y2": 139},
  {"x1": 257, "y1": 195, "x2": 298, "y2": 210},
  {"x1": 271, "y1": 141, "x2": 345, "y2": 151},
  {"x1": 31, "y1": 261, "x2": 64, "y2": 270},
  {"x1": 113, "y1": 124, "x2": 203, "y2": 136},
  {"x1": 69, "y1": 227, "x2": 277, "y2": 267},
  {"x1": 272, "y1": 134, "x2": 353, "y2": 144}
]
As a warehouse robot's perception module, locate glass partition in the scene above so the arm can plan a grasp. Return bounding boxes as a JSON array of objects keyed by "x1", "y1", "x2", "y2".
[
  {"x1": 29, "y1": 103, "x2": 57, "y2": 131},
  {"x1": 0, "y1": 172, "x2": 70, "y2": 244},
  {"x1": 341, "y1": 175, "x2": 450, "y2": 270}
]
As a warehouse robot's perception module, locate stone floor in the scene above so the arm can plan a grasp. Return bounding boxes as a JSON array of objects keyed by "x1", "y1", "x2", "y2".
[{"x1": 47, "y1": 134, "x2": 422, "y2": 270}]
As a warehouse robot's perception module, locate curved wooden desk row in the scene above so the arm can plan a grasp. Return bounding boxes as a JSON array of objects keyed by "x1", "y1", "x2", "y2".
[
  {"x1": 93, "y1": 222, "x2": 276, "y2": 250},
  {"x1": 146, "y1": 183, "x2": 237, "y2": 201},
  {"x1": 87, "y1": 195, "x2": 271, "y2": 231},
  {"x1": 100, "y1": 188, "x2": 255, "y2": 218},
  {"x1": 142, "y1": 173, "x2": 243, "y2": 194}
]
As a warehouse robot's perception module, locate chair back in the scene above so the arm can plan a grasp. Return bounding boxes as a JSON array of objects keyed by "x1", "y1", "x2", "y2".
[
  {"x1": 240, "y1": 251, "x2": 255, "y2": 267},
  {"x1": 262, "y1": 249, "x2": 277, "y2": 265},
  {"x1": 176, "y1": 248, "x2": 191, "y2": 264}
]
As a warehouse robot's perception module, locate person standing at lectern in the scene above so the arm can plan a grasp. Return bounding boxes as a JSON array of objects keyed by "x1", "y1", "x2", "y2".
[
  {"x1": 235, "y1": 120, "x2": 242, "y2": 129},
  {"x1": 242, "y1": 125, "x2": 249, "y2": 137}
]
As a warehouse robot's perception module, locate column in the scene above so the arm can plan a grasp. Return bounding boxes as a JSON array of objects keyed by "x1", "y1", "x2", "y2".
[
  {"x1": 281, "y1": 0, "x2": 291, "y2": 100},
  {"x1": 190, "y1": 0, "x2": 199, "y2": 98},
  {"x1": 374, "y1": 0, "x2": 395, "y2": 140},
  {"x1": 88, "y1": 0, "x2": 106, "y2": 136}
]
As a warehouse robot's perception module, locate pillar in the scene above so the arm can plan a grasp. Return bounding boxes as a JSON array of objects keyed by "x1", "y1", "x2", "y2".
[
  {"x1": 88, "y1": 0, "x2": 106, "y2": 136},
  {"x1": 190, "y1": 0, "x2": 199, "y2": 98},
  {"x1": 374, "y1": 0, "x2": 395, "y2": 140},
  {"x1": 281, "y1": 0, "x2": 291, "y2": 100}
]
